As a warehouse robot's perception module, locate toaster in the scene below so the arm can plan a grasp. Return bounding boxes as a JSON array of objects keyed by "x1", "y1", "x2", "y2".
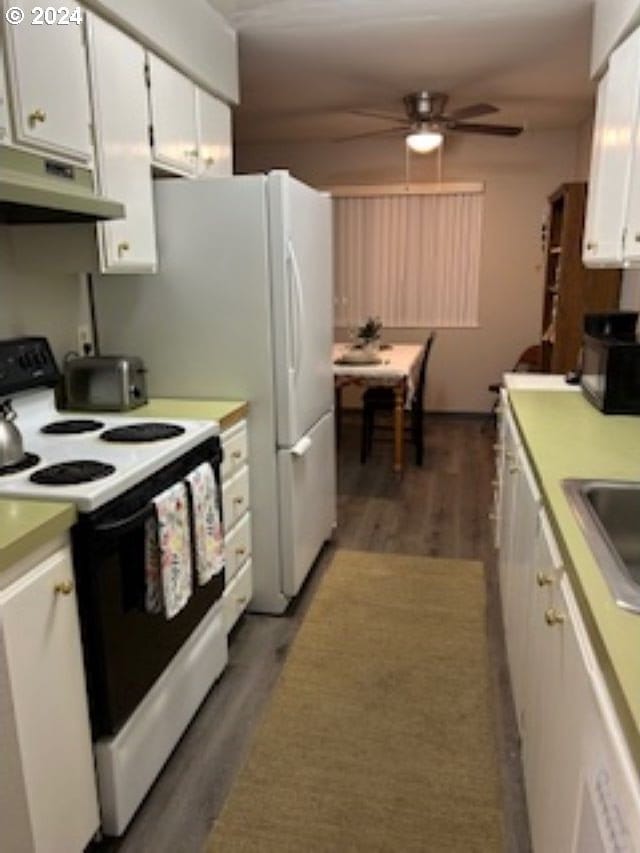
[{"x1": 64, "y1": 355, "x2": 148, "y2": 411}]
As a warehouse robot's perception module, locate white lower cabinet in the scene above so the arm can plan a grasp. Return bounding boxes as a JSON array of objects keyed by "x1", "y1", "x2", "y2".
[
  {"x1": 221, "y1": 419, "x2": 252, "y2": 631},
  {"x1": 0, "y1": 540, "x2": 99, "y2": 853},
  {"x1": 497, "y1": 397, "x2": 640, "y2": 852}
]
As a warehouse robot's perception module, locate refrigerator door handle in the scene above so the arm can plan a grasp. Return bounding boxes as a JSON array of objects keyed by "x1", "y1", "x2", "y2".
[{"x1": 287, "y1": 239, "x2": 304, "y2": 378}]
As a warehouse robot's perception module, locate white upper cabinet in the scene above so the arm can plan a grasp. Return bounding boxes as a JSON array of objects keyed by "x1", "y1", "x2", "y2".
[
  {"x1": 0, "y1": 33, "x2": 10, "y2": 145},
  {"x1": 87, "y1": 13, "x2": 157, "y2": 273},
  {"x1": 196, "y1": 88, "x2": 233, "y2": 177},
  {"x1": 584, "y1": 28, "x2": 640, "y2": 268},
  {"x1": 147, "y1": 53, "x2": 198, "y2": 176},
  {"x1": 3, "y1": 0, "x2": 93, "y2": 162}
]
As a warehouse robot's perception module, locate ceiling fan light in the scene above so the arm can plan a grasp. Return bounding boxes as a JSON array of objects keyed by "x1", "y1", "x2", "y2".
[{"x1": 405, "y1": 129, "x2": 443, "y2": 154}]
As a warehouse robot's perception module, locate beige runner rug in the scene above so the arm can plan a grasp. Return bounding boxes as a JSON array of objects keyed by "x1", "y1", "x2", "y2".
[{"x1": 207, "y1": 550, "x2": 504, "y2": 852}]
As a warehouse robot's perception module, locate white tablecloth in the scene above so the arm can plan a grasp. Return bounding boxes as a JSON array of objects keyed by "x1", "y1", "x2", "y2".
[{"x1": 332, "y1": 343, "x2": 424, "y2": 401}]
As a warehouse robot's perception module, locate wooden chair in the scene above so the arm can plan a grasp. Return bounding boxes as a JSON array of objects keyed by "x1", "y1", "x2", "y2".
[{"x1": 360, "y1": 333, "x2": 436, "y2": 466}]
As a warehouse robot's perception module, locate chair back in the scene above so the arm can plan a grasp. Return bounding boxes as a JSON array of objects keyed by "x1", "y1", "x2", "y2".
[{"x1": 413, "y1": 332, "x2": 436, "y2": 408}]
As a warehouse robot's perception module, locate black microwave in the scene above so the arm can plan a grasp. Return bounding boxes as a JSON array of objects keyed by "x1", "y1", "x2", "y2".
[{"x1": 581, "y1": 330, "x2": 640, "y2": 414}]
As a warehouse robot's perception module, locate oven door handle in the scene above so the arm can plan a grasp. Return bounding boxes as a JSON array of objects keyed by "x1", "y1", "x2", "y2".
[{"x1": 93, "y1": 504, "x2": 155, "y2": 537}]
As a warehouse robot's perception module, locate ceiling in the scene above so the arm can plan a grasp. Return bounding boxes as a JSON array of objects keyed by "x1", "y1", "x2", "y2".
[{"x1": 206, "y1": 0, "x2": 596, "y2": 145}]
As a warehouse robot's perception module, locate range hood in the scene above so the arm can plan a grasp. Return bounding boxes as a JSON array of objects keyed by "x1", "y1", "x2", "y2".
[{"x1": 0, "y1": 146, "x2": 125, "y2": 223}]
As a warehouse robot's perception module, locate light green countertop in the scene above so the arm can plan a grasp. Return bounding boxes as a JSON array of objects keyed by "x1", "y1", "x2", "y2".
[
  {"x1": 132, "y1": 398, "x2": 248, "y2": 431},
  {"x1": 0, "y1": 500, "x2": 76, "y2": 574},
  {"x1": 509, "y1": 390, "x2": 640, "y2": 760}
]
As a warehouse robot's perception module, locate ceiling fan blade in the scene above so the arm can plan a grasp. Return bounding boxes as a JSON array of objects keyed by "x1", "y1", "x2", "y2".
[
  {"x1": 348, "y1": 108, "x2": 407, "y2": 124},
  {"x1": 334, "y1": 126, "x2": 408, "y2": 142},
  {"x1": 449, "y1": 122, "x2": 523, "y2": 137},
  {"x1": 446, "y1": 103, "x2": 499, "y2": 121}
]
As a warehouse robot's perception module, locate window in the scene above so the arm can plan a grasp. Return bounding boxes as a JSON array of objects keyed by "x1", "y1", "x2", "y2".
[{"x1": 333, "y1": 185, "x2": 484, "y2": 328}]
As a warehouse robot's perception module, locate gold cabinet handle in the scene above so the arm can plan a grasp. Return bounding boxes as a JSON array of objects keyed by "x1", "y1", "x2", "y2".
[
  {"x1": 118, "y1": 241, "x2": 130, "y2": 257},
  {"x1": 28, "y1": 108, "x2": 47, "y2": 125},
  {"x1": 235, "y1": 546, "x2": 246, "y2": 556},
  {"x1": 233, "y1": 496, "x2": 245, "y2": 505},
  {"x1": 54, "y1": 580, "x2": 74, "y2": 596},
  {"x1": 635, "y1": 233, "x2": 640, "y2": 243},
  {"x1": 205, "y1": 156, "x2": 216, "y2": 166},
  {"x1": 544, "y1": 608, "x2": 566, "y2": 626},
  {"x1": 536, "y1": 572, "x2": 553, "y2": 587},
  {"x1": 586, "y1": 241, "x2": 597, "y2": 251},
  {"x1": 231, "y1": 450, "x2": 242, "y2": 459},
  {"x1": 509, "y1": 464, "x2": 519, "y2": 474}
]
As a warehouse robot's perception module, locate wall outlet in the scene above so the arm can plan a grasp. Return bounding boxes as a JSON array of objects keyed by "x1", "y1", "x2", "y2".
[{"x1": 77, "y1": 324, "x2": 94, "y2": 356}]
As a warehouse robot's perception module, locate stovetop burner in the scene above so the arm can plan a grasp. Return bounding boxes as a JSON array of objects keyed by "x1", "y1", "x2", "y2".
[
  {"x1": 41, "y1": 419, "x2": 105, "y2": 435},
  {"x1": 100, "y1": 423, "x2": 186, "y2": 443},
  {"x1": 30, "y1": 460, "x2": 116, "y2": 486},
  {"x1": 0, "y1": 452, "x2": 41, "y2": 476}
]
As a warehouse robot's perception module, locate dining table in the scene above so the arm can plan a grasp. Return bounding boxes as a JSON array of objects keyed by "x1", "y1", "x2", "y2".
[{"x1": 332, "y1": 342, "x2": 425, "y2": 474}]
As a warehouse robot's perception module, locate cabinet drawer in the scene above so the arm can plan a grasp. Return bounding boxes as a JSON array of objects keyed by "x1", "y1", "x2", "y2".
[
  {"x1": 224, "y1": 511, "x2": 251, "y2": 583},
  {"x1": 223, "y1": 559, "x2": 252, "y2": 633},
  {"x1": 222, "y1": 466, "x2": 250, "y2": 530},
  {"x1": 221, "y1": 423, "x2": 248, "y2": 482}
]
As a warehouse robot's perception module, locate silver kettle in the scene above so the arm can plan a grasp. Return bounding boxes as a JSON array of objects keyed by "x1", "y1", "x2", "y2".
[{"x1": 0, "y1": 399, "x2": 25, "y2": 468}]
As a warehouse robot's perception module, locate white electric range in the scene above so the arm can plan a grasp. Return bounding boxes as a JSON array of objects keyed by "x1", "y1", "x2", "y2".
[{"x1": 0, "y1": 336, "x2": 228, "y2": 837}]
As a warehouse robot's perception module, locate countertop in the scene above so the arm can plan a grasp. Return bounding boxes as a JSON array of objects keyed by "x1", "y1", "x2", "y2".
[
  {"x1": 509, "y1": 389, "x2": 640, "y2": 761},
  {"x1": 132, "y1": 398, "x2": 248, "y2": 432},
  {"x1": 0, "y1": 398, "x2": 248, "y2": 579},
  {"x1": 0, "y1": 499, "x2": 76, "y2": 576}
]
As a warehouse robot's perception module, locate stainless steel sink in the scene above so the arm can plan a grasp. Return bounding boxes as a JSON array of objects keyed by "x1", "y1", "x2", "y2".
[{"x1": 563, "y1": 479, "x2": 640, "y2": 614}]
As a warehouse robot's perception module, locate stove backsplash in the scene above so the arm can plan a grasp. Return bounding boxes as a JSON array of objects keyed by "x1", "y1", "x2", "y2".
[{"x1": 0, "y1": 226, "x2": 92, "y2": 365}]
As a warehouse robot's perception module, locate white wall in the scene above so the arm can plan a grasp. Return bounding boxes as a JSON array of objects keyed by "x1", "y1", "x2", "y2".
[
  {"x1": 0, "y1": 228, "x2": 90, "y2": 365},
  {"x1": 238, "y1": 129, "x2": 583, "y2": 412},
  {"x1": 592, "y1": 0, "x2": 640, "y2": 77}
]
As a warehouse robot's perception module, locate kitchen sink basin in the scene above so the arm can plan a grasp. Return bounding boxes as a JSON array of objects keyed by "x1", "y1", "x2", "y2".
[{"x1": 563, "y1": 479, "x2": 640, "y2": 614}]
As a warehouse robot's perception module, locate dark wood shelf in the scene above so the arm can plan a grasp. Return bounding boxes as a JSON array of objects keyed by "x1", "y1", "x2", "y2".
[{"x1": 540, "y1": 182, "x2": 621, "y2": 374}]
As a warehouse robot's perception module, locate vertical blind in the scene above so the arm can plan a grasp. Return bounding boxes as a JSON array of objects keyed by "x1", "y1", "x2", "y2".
[{"x1": 333, "y1": 189, "x2": 484, "y2": 328}]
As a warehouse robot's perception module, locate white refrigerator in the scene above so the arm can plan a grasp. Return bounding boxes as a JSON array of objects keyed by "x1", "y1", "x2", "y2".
[{"x1": 94, "y1": 171, "x2": 336, "y2": 614}]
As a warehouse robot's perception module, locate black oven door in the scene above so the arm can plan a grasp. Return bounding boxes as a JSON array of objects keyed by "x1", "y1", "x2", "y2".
[{"x1": 72, "y1": 438, "x2": 225, "y2": 737}]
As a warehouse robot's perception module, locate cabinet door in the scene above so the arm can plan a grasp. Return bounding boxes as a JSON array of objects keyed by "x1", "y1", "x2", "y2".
[
  {"x1": 87, "y1": 14, "x2": 157, "y2": 273},
  {"x1": 497, "y1": 409, "x2": 520, "y2": 615},
  {"x1": 523, "y1": 517, "x2": 585, "y2": 853},
  {"x1": 504, "y1": 440, "x2": 540, "y2": 732},
  {"x1": 196, "y1": 88, "x2": 233, "y2": 177},
  {"x1": 0, "y1": 546, "x2": 99, "y2": 852},
  {"x1": 4, "y1": 0, "x2": 93, "y2": 162},
  {"x1": 583, "y1": 29, "x2": 640, "y2": 267},
  {"x1": 148, "y1": 53, "x2": 198, "y2": 176},
  {"x1": 0, "y1": 34, "x2": 10, "y2": 145},
  {"x1": 623, "y1": 30, "x2": 640, "y2": 265}
]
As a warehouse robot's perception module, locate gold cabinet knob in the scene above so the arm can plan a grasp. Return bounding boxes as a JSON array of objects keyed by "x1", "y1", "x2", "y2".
[
  {"x1": 544, "y1": 608, "x2": 566, "y2": 626},
  {"x1": 536, "y1": 572, "x2": 553, "y2": 587},
  {"x1": 237, "y1": 595, "x2": 248, "y2": 605},
  {"x1": 635, "y1": 233, "x2": 640, "y2": 243},
  {"x1": 231, "y1": 450, "x2": 242, "y2": 459},
  {"x1": 54, "y1": 580, "x2": 74, "y2": 596},
  {"x1": 235, "y1": 546, "x2": 246, "y2": 556},
  {"x1": 233, "y1": 496, "x2": 245, "y2": 505},
  {"x1": 205, "y1": 156, "x2": 216, "y2": 166},
  {"x1": 118, "y1": 241, "x2": 130, "y2": 257},
  {"x1": 586, "y1": 241, "x2": 597, "y2": 251},
  {"x1": 28, "y1": 108, "x2": 47, "y2": 125}
]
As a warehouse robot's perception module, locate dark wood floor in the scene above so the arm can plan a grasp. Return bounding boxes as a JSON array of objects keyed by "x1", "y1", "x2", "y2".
[{"x1": 96, "y1": 414, "x2": 530, "y2": 853}]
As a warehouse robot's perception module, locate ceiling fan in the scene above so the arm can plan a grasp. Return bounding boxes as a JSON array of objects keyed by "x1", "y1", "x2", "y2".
[{"x1": 339, "y1": 91, "x2": 524, "y2": 152}]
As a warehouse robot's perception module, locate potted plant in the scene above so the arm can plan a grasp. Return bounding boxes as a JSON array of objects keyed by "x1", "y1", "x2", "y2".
[{"x1": 356, "y1": 316, "x2": 383, "y2": 352}]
